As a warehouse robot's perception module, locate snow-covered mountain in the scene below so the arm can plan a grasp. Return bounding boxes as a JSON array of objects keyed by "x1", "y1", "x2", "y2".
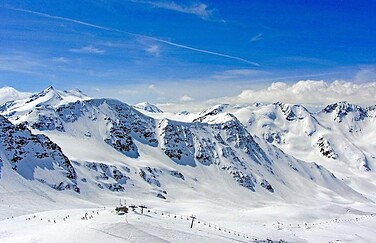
[
  {"x1": 0, "y1": 86, "x2": 374, "y2": 199},
  {"x1": 0, "y1": 86, "x2": 32, "y2": 104},
  {"x1": 0, "y1": 114, "x2": 79, "y2": 192},
  {"x1": 196, "y1": 101, "x2": 376, "y2": 201},
  {"x1": 1, "y1": 86, "x2": 376, "y2": 242},
  {"x1": 133, "y1": 101, "x2": 164, "y2": 113}
]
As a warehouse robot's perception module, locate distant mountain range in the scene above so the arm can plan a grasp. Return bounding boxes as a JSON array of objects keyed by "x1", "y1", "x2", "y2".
[{"x1": 0, "y1": 86, "x2": 375, "y2": 205}]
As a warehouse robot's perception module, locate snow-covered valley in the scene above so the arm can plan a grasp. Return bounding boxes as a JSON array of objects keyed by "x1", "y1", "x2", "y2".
[{"x1": 0, "y1": 86, "x2": 376, "y2": 242}]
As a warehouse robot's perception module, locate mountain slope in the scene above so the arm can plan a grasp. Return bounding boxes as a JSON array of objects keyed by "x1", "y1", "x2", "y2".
[
  {"x1": 0, "y1": 115, "x2": 78, "y2": 192},
  {"x1": 1, "y1": 87, "x2": 376, "y2": 242},
  {"x1": 0, "y1": 88, "x2": 370, "y2": 205},
  {"x1": 197, "y1": 101, "x2": 376, "y2": 200}
]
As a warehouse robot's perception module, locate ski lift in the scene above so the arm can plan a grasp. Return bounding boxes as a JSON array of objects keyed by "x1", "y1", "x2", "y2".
[{"x1": 115, "y1": 205, "x2": 129, "y2": 215}]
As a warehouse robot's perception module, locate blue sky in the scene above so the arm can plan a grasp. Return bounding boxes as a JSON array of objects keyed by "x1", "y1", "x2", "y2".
[{"x1": 1, "y1": 0, "x2": 376, "y2": 105}]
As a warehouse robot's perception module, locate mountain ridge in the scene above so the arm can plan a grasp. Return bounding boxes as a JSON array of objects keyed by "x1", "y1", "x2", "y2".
[{"x1": 0, "y1": 87, "x2": 374, "y2": 205}]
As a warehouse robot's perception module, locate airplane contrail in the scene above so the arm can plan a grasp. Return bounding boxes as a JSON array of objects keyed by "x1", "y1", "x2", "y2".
[
  {"x1": 148, "y1": 38, "x2": 260, "y2": 66},
  {"x1": 7, "y1": 7, "x2": 260, "y2": 66},
  {"x1": 8, "y1": 7, "x2": 119, "y2": 32}
]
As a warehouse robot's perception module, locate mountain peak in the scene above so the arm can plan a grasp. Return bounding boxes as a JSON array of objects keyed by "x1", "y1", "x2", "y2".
[
  {"x1": 321, "y1": 101, "x2": 368, "y2": 122},
  {"x1": 0, "y1": 86, "x2": 91, "y2": 119},
  {"x1": 275, "y1": 102, "x2": 311, "y2": 121},
  {"x1": 133, "y1": 102, "x2": 163, "y2": 113},
  {"x1": 26, "y1": 86, "x2": 62, "y2": 104},
  {"x1": 323, "y1": 101, "x2": 354, "y2": 112},
  {"x1": 59, "y1": 88, "x2": 90, "y2": 102},
  {"x1": 45, "y1": 86, "x2": 55, "y2": 91},
  {"x1": 63, "y1": 88, "x2": 86, "y2": 96},
  {"x1": 0, "y1": 86, "x2": 32, "y2": 105},
  {"x1": 198, "y1": 104, "x2": 230, "y2": 116}
]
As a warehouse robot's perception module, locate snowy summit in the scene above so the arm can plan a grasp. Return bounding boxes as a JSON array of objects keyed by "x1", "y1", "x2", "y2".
[{"x1": 133, "y1": 102, "x2": 164, "y2": 113}]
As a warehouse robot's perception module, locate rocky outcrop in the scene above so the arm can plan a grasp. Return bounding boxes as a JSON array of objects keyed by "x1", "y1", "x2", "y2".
[{"x1": 0, "y1": 115, "x2": 79, "y2": 192}]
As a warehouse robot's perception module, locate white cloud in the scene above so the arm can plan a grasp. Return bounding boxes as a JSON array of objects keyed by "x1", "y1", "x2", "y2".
[
  {"x1": 251, "y1": 33, "x2": 263, "y2": 42},
  {"x1": 51, "y1": 57, "x2": 70, "y2": 63},
  {"x1": 224, "y1": 80, "x2": 376, "y2": 106},
  {"x1": 282, "y1": 56, "x2": 335, "y2": 66},
  {"x1": 146, "y1": 44, "x2": 161, "y2": 57},
  {"x1": 180, "y1": 95, "x2": 194, "y2": 102},
  {"x1": 354, "y1": 68, "x2": 376, "y2": 83},
  {"x1": 132, "y1": 1, "x2": 213, "y2": 19},
  {"x1": 68, "y1": 79, "x2": 376, "y2": 115},
  {"x1": 0, "y1": 53, "x2": 46, "y2": 71},
  {"x1": 82, "y1": 81, "x2": 229, "y2": 111},
  {"x1": 69, "y1": 45, "x2": 105, "y2": 54},
  {"x1": 156, "y1": 80, "x2": 376, "y2": 113},
  {"x1": 0, "y1": 52, "x2": 51, "y2": 77},
  {"x1": 0, "y1": 51, "x2": 96, "y2": 79},
  {"x1": 222, "y1": 69, "x2": 264, "y2": 76},
  {"x1": 211, "y1": 69, "x2": 267, "y2": 80}
]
